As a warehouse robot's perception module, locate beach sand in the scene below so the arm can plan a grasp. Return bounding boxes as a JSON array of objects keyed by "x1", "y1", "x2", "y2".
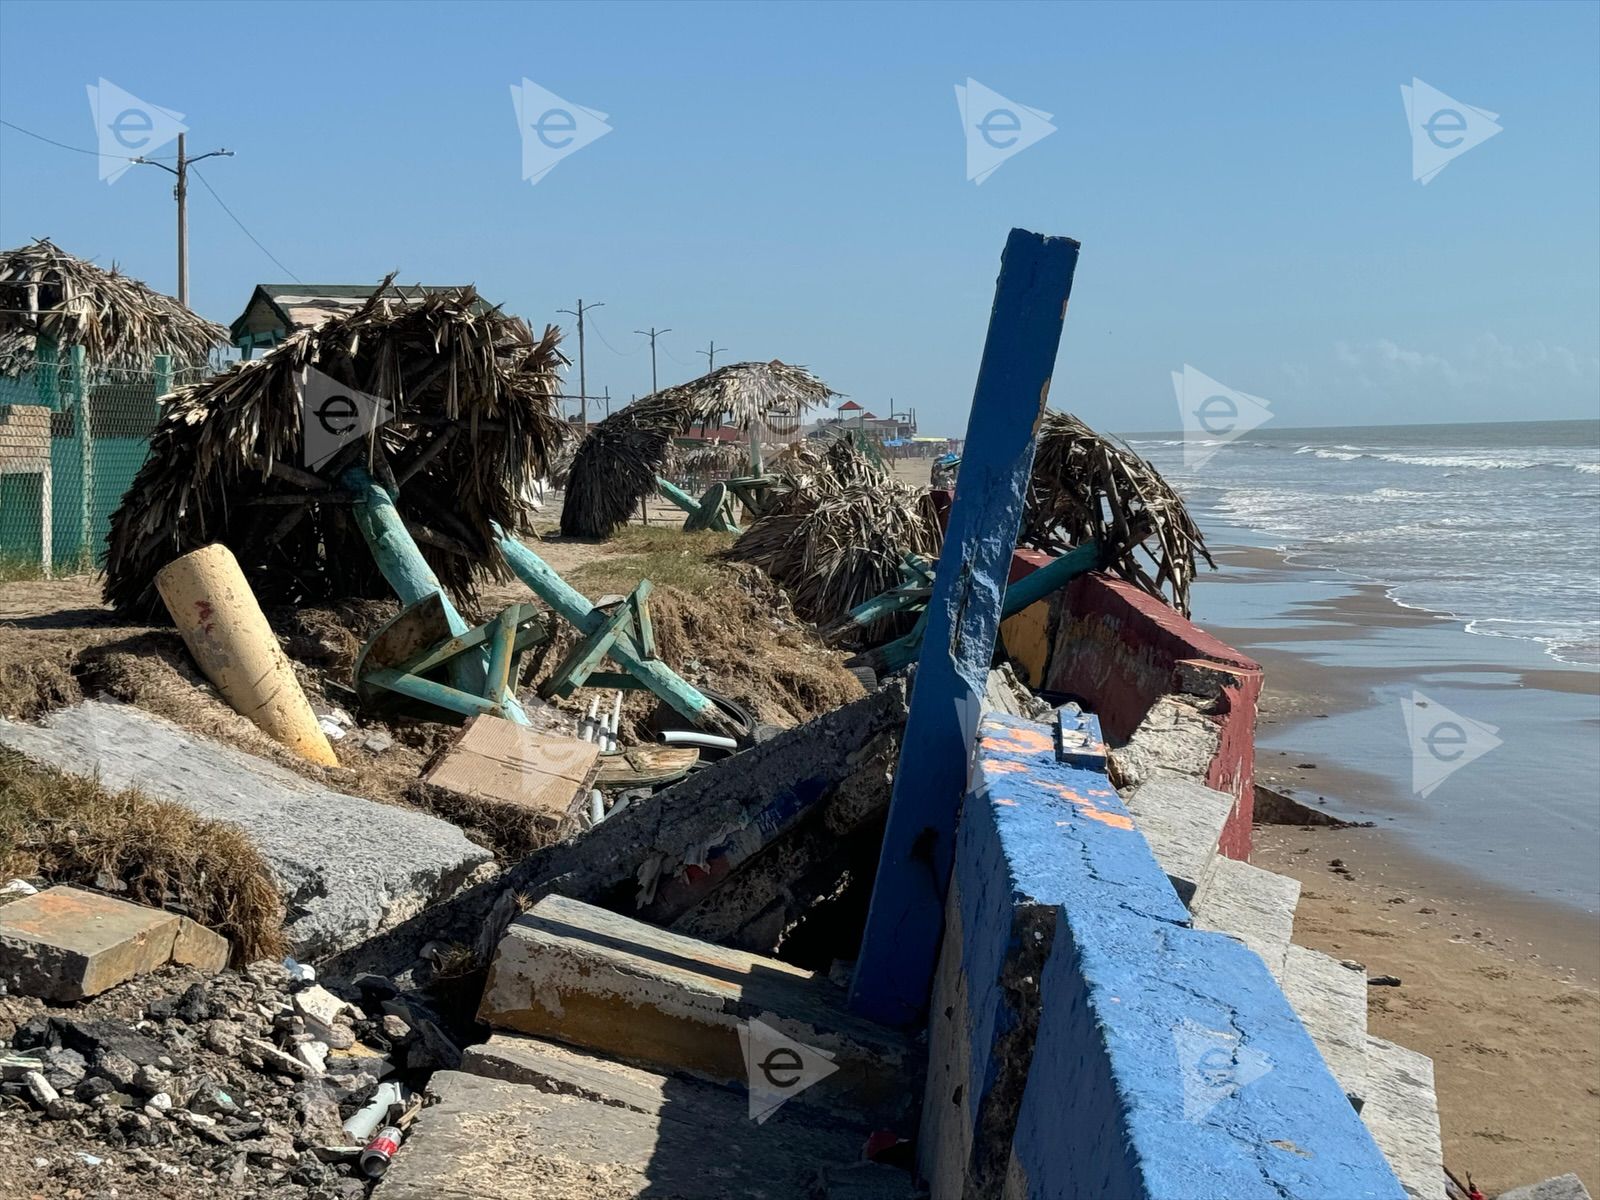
[{"x1": 1196, "y1": 541, "x2": 1600, "y2": 1195}]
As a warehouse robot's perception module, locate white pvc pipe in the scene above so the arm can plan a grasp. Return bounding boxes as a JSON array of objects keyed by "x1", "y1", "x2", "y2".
[
  {"x1": 589, "y1": 789, "x2": 606, "y2": 824},
  {"x1": 342, "y1": 1081, "x2": 405, "y2": 1144},
  {"x1": 661, "y1": 729, "x2": 738, "y2": 751}
]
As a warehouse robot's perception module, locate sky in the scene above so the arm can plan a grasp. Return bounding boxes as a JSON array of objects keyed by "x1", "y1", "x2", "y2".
[{"x1": 1, "y1": 0, "x2": 1597, "y2": 436}]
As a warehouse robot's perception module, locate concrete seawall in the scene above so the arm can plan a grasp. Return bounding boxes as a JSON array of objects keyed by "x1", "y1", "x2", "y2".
[{"x1": 920, "y1": 711, "x2": 1403, "y2": 1199}]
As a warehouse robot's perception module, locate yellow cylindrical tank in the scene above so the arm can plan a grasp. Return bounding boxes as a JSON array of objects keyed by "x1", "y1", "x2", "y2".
[{"x1": 155, "y1": 544, "x2": 339, "y2": 767}]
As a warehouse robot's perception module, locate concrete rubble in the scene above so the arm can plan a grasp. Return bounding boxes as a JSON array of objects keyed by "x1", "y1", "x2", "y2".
[{"x1": 0, "y1": 700, "x2": 495, "y2": 958}]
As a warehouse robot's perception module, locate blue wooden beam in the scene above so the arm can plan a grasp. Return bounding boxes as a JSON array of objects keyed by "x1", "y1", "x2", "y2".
[{"x1": 850, "y1": 228, "x2": 1081, "y2": 1027}]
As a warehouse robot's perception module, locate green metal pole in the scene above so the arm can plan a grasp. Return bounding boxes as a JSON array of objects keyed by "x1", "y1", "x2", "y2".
[
  {"x1": 494, "y1": 525, "x2": 735, "y2": 735},
  {"x1": 343, "y1": 467, "x2": 490, "y2": 698}
]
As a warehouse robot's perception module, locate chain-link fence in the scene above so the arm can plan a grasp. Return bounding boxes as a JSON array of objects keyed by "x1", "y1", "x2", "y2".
[{"x1": 0, "y1": 348, "x2": 209, "y2": 579}]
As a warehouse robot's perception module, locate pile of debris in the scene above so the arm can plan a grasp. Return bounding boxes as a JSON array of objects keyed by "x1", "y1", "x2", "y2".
[
  {"x1": 1, "y1": 956, "x2": 443, "y2": 1200},
  {"x1": 729, "y1": 436, "x2": 941, "y2": 629}
]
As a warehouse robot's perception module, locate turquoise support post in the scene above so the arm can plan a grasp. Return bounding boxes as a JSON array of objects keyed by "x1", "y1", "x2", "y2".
[
  {"x1": 851, "y1": 229, "x2": 1082, "y2": 1027},
  {"x1": 494, "y1": 525, "x2": 735, "y2": 734},
  {"x1": 343, "y1": 466, "x2": 492, "y2": 700},
  {"x1": 656, "y1": 476, "x2": 700, "y2": 515}
]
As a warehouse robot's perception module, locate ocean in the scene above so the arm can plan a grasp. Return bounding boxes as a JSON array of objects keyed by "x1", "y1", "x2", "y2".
[
  {"x1": 1122, "y1": 419, "x2": 1600, "y2": 914},
  {"x1": 1126, "y1": 420, "x2": 1600, "y2": 668}
]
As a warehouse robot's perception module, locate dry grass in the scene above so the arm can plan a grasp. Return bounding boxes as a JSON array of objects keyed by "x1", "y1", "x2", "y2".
[
  {"x1": 567, "y1": 526, "x2": 737, "y2": 596},
  {"x1": 0, "y1": 750, "x2": 286, "y2": 963}
]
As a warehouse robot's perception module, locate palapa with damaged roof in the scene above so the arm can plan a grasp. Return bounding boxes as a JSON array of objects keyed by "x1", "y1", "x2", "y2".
[
  {"x1": 559, "y1": 359, "x2": 836, "y2": 538},
  {"x1": 103, "y1": 276, "x2": 568, "y2": 615},
  {"x1": 0, "y1": 238, "x2": 227, "y2": 376}
]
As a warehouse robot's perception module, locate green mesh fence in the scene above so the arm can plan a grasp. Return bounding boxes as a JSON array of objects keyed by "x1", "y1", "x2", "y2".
[{"x1": 0, "y1": 349, "x2": 209, "y2": 579}]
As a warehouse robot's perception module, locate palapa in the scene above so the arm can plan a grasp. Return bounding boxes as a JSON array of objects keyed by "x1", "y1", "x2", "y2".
[
  {"x1": 104, "y1": 278, "x2": 568, "y2": 615},
  {"x1": 0, "y1": 238, "x2": 227, "y2": 375},
  {"x1": 560, "y1": 360, "x2": 837, "y2": 538},
  {"x1": 729, "y1": 435, "x2": 941, "y2": 628},
  {"x1": 1020, "y1": 411, "x2": 1212, "y2": 614}
]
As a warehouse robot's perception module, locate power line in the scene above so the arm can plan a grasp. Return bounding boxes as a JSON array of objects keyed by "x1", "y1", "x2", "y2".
[
  {"x1": 0, "y1": 117, "x2": 171, "y2": 161},
  {"x1": 585, "y1": 311, "x2": 638, "y2": 357},
  {"x1": 189, "y1": 165, "x2": 301, "y2": 282}
]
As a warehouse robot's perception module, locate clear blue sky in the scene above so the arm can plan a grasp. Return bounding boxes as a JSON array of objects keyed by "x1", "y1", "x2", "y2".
[{"x1": 2, "y1": 0, "x2": 1596, "y2": 434}]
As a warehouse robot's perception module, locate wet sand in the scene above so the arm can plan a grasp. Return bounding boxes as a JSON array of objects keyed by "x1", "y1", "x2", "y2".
[{"x1": 1195, "y1": 537, "x2": 1600, "y2": 1193}]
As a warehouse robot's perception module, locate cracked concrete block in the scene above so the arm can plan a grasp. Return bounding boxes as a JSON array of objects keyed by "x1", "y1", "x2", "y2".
[
  {"x1": 1124, "y1": 776, "x2": 1235, "y2": 904},
  {"x1": 1190, "y1": 856, "x2": 1300, "y2": 978},
  {"x1": 0, "y1": 886, "x2": 181, "y2": 1002},
  {"x1": 1281, "y1": 944, "x2": 1368, "y2": 1109},
  {"x1": 478, "y1": 894, "x2": 916, "y2": 1128},
  {"x1": 1362, "y1": 1036, "x2": 1445, "y2": 1200},
  {"x1": 1106, "y1": 696, "x2": 1220, "y2": 791},
  {"x1": 0, "y1": 702, "x2": 493, "y2": 959}
]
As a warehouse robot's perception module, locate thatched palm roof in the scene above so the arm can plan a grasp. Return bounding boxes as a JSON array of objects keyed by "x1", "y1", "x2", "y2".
[
  {"x1": 0, "y1": 238, "x2": 227, "y2": 375},
  {"x1": 1021, "y1": 411, "x2": 1213, "y2": 614},
  {"x1": 560, "y1": 360, "x2": 837, "y2": 538},
  {"x1": 104, "y1": 278, "x2": 568, "y2": 614},
  {"x1": 729, "y1": 435, "x2": 941, "y2": 629}
]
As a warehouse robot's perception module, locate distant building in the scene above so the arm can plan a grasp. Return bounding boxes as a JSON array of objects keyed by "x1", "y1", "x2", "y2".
[{"x1": 229, "y1": 283, "x2": 491, "y2": 358}]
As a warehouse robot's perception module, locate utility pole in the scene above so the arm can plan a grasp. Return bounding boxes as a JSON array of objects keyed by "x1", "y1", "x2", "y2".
[
  {"x1": 701, "y1": 340, "x2": 722, "y2": 374},
  {"x1": 603, "y1": 385, "x2": 611, "y2": 417},
  {"x1": 634, "y1": 326, "x2": 671, "y2": 396},
  {"x1": 557, "y1": 298, "x2": 603, "y2": 427},
  {"x1": 132, "y1": 132, "x2": 233, "y2": 307}
]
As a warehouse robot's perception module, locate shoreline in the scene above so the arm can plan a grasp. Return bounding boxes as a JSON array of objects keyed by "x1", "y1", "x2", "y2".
[{"x1": 1192, "y1": 537, "x2": 1600, "y2": 1193}]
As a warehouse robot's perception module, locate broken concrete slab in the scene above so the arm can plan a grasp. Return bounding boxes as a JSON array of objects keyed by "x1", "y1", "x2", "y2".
[
  {"x1": 0, "y1": 702, "x2": 494, "y2": 959},
  {"x1": 170, "y1": 916, "x2": 230, "y2": 972},
  {"x1": 479, "y1": 894, "x2": 917, "y2": 1129},
  {"x1": 1281, "y1": 943, "x2": 1368, "y2": 1109},
  {"x1": 1123, "y1": 776, "x2": 1235, "y2": 904},
  {"x1": 322, "y1": 677, "x2": 908, "y2": 984},
  {"x1": 419, "y1": 715, "x2": 599, "y2": 832},
  {"x1": 1190, "y1": 855, "x2": 1301, "y2": 978},
  {"x1": 376, "y1": 1068, "x2": 895, "y2": 1199},
  {"x1": 0, "y1": 885, "x2": 208, "y2": 1002},
  {"x1": 1105, "y1": 695, "x2": 1221, "y2": 792},
  {"x1": 1362, "y1": 1035, "x2": 1445, "y2": 1200}
]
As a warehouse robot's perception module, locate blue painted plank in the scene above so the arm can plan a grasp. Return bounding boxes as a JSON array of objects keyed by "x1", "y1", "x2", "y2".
[{"x1": 850, "y1": 227, "x2": 1081, "y2": 1026}]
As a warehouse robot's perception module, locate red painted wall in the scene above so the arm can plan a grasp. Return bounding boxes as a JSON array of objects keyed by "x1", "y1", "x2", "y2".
[{"x1": 1036, "y1": 574, "x2": 1262, "y2": 859}]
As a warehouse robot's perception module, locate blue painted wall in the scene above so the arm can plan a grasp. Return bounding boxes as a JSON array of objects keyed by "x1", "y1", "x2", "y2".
[{"x1": 922, "y1": 713, "x2": 1405, "y2": 1200}]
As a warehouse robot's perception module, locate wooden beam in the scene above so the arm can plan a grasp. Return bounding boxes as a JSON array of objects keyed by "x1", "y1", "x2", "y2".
[{"x1": 850, "y1": 228, "x2": 1081, "y2": 1027}]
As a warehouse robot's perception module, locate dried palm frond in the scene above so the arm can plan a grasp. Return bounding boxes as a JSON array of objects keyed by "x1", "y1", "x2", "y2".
[
  {"x1": 0, "y1": 238, "x2": 227, "y2": 375},
  {"x1": 560, "y1": 360, "x2": 836, "y2": 538},
  {"x1": 1021, "y1": 411, "x2": 1212, "y2": 613},
  {"x1": 104, "y1": 277, "x2": 568, "y2": 615},
  {"x1": 665, "y1": 440, "x2": 749, "y2": 484},
  {"x1": 729, "y1": 435, "x2": 941, "y2": 627}
]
